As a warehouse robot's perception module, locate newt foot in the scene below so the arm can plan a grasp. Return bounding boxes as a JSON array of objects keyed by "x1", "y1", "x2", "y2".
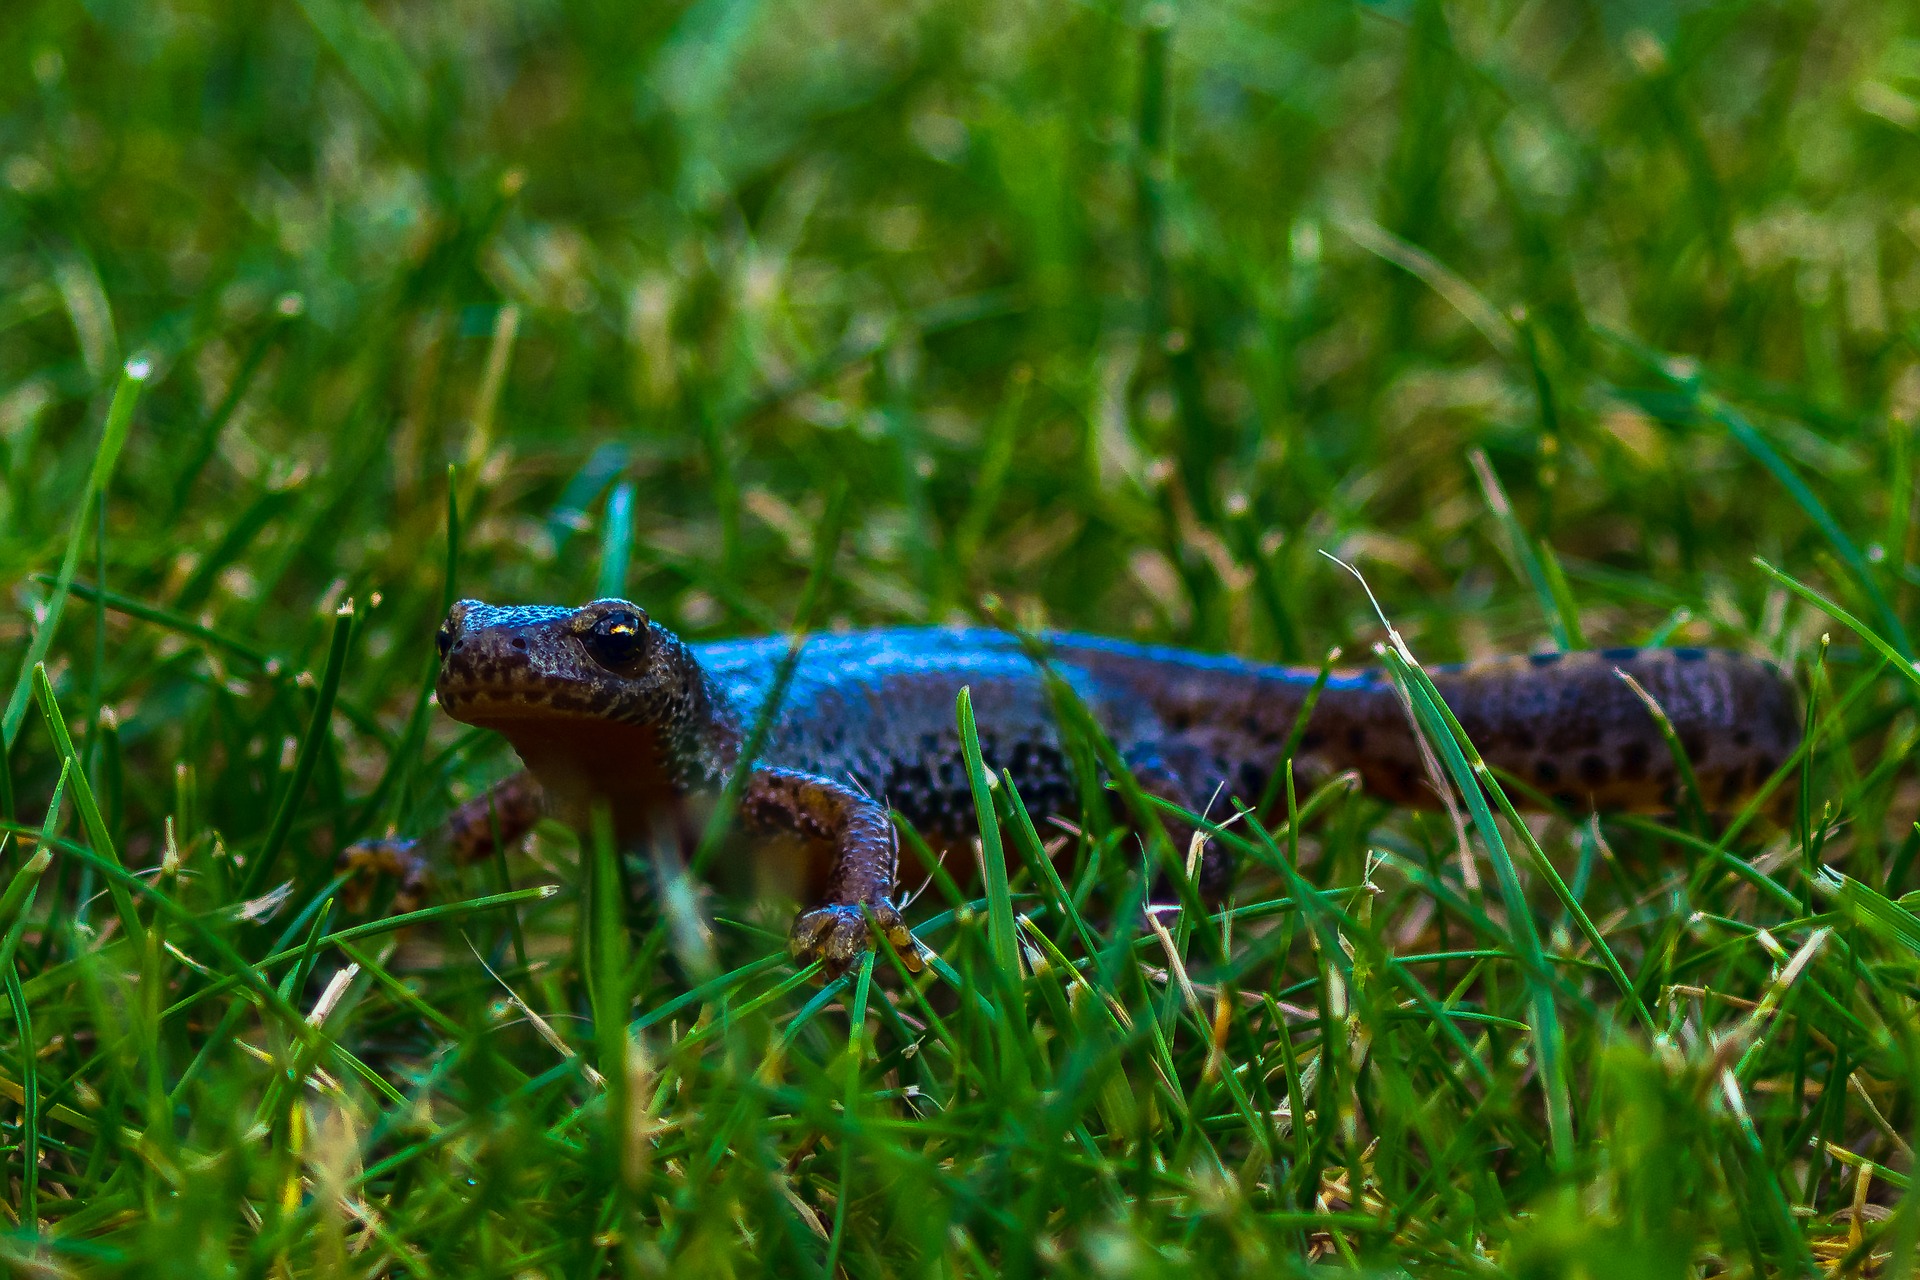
[
  {"x1": 338, "y1": 836, "x2": 431, "y2": 913},
  {"x1": 789, "y1": 902, "x2": 922, "y2": 978}
]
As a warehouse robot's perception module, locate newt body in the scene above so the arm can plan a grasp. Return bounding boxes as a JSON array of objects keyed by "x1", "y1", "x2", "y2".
[{"x1": 362, "y1": 598, "x2": 1800, "y2": 972}]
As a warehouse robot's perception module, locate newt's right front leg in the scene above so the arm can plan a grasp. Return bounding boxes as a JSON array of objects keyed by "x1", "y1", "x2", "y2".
[
  {"x1": 741, "y1": 767, "x2": 920, "y2": 977},
  {"x1": 341, "y1": 770, "x2": 546, "y2": 909}
]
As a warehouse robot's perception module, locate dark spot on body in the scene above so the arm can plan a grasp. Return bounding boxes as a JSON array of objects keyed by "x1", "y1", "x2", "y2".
[
  {"x1": 1397, "y1": 764, "x2": 1420, "y2": 797},
  {"x1": 1733, "y1": 729, "x2": 1751, "y2": 747},
  {"x1": 1753, "y1": 754, "x2": 1777, "y2": 781},
  {"x1": 1553, "y1": 791, "x2": 1579, "y2": 808},
  {"x1": 1566, "y1": 724, "x2": 1602, "y2": 750},
  {"x1": 889, "y1": 761, "x2": 936, "y2": 805},
  {"x1": 1673, "y1": 647, "x2": 1706, "y2": 662},
  {"x1": 1619, "y1": 740, "x2": 1651, "y2": 780},
  {"x1": 1602, "y1": 647, "x2": 1639, "y2": 662},
  {"x1": 1579, "y1": 755, "x2": 1609, "y2": 786},
  {"x1": 1511, "y1": 725, "x2": 1537, "y2": 751},
  {"x1": 1346, "y1": 727, "x2": 1367, "y2": 752},
  {"x1": 1536, "y1": 759, "x2": 1561, "y2": 785},
  {"x1": 1679, "y1": 730, "x2": 1707, "y2": 763},
  {"x1": 1300, "y1": 730, "x2": 1325, "y2": 752},
  {"x1": 1528, "y1": 652, "x2": 1563, "y2": 667}
]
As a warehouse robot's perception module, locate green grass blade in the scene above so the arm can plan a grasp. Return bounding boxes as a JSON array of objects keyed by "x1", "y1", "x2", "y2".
[
  {"x1": 588, "y1": 803, "x2": 632, "y2": 1193},
  {"x1": 1256, "y1": 646, "x2": 1338, "y2": 820},
  {"x1": 0, "y1": 774, "x2": 63, "y2": 1000},
  {"x1": 1378, "y1": 645, "x2": 1574, "y2": 1166},
  {"x1": 957, "y1": 687, "x2": 1021, "y2": 994},
  {"x1": 352, "y1": 467, "x2": 463, "y2": 839},
  {"x1": 1000, "y1": 773, "x2": 1101, "y2": 962},
  {"x1": 1605, "y1": 328, "x2": 1912, "y2": 657},
  {"x1": 1816, "y1": 868, "x2": 1920, "y2": 963},
  {"x1": 239, "y1": 601, "x2": 354, "y2": 897},
  {"x1": 168, "y1": 298, "x2": 300, "y2": 518},
  {"x1": 31, "y1": 668, "x2": 142, "y2": 945},
  {"x1": 597, "y1": 480, "x2": 635, "y2": 600},
  {"x1": 4, "y1": 961, "x2": 36, "y2": 1225},
  {"x1": 35, "y1": 576, "x2": 277, "y2": 670},
  {"x1": 1614, "y1": 667, "x2": 1708, "y2": 831},
  {"x1": 824, "y1": 948, "x2": 875, "y2": 1277},
  {"x1": 1469, "y1": 447, "x2": 1574, "y2": 650},
  {"x1": 3, "y1": 360, "x2": 149, "y2": 750},
  {"x1": 1755, "y1": 558, "x2": 1918, "y2": 699},
  {"x1": 1699, "y1": 390, "x2": 1910, "y2": 658},
  {"x1": 688, "y1": 486, "x2": 846, "y2": 881}
]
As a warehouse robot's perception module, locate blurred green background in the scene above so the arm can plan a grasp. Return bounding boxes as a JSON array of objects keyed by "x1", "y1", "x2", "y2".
[
  {"x1": 11, "y1": 0, "x2": 1919, "y2": 679},
  {"x1": 8, "y1": 0, "x2": 1920, "y2": 1273}
]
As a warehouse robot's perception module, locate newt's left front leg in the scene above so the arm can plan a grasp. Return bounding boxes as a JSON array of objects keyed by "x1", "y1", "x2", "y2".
[
  {"x1": 742, "y1": 767, "x2": 921, "y2": 977},
  {"x1": 341, "y1": 770, "x2": 547, "y2": 910}
]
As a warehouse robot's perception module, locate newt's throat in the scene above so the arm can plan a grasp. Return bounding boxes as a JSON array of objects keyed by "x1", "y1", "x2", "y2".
[{"x1": 477, "y1": 715, "x2": 680, "y2": 837}]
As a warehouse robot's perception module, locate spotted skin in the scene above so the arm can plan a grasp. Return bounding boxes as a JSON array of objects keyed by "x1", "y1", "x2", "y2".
[{"x1": 359, "y1": 600, "x2": 1801, "y2": 974}]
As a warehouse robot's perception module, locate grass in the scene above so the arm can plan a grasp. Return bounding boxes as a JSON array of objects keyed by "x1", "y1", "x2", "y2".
[{"x1": 4, "y1": 0, "x2": 1920, "y2": 1273}]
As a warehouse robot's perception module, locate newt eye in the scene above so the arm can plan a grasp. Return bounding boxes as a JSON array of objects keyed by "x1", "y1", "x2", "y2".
[
  {"x1": 435, "y1": 623, "x2": 454, "y2": 661},
  {"x1": 584, "y1": 610, "x2": 646, "y2": 669}
]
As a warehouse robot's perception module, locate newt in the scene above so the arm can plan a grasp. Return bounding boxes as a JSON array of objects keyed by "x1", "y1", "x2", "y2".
[{"x1": 348, "y1": 598, "x2": 1801, "y2": 974}]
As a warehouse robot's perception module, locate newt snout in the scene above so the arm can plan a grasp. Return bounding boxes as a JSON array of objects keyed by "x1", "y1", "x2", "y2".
[{"x1": 363, "y1": 597, "x2": 1802, "y2": 977}]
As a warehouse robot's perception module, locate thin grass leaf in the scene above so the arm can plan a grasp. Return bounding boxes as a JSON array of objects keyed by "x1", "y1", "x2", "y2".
[
  {"x1": 240, "y1": 600, "x2": 353, "y2": 897},
  {"x1": 3, "y1": 360, "x2": 149, "y2": 749},
  {"x1": 1377, "y1": 646, "x2": 1574, "y2": 1166},
  {"x1": 354, "y1": 466, "x2": 463, "y2": 840},
  {"x1": 1700, "y1": 392, "x2": 1910, "y2": 658},
  {"x1": 956, "y1": 687, "x2": 1023, "y2": 1002},
  {"x1": 597, "y1": 480, "x2": 635, "y2": 600},
  {"x1": 4, "y1": 961, "x2": 37, "y2": 1224},
  {"x1": 1816, "y1": 869, "x2": 1920, "y2": 962},
  {"x1": 688, "y1": 485, "x2": 846, "y2": 881},
  {"x1": 36, "y1": 576, "x2": 278, "y2": 670},
  {"x1": 1604, "y1": 327, "x2": 1909, "y2": 656},
  {"x1": 1338, "y1": 216, "x2": 1516, "y2": 357},
  {"x1": 1257, "y1": 646, "x2": 1338, "y2": 820},
  {"x1": 823, "y1": 947, "x2": 875, "y2": 1276},
  {"x1": 30, "y1": 668, "x2": 142, "y2": 945},
  {"x1": 1470, "y1": 447, "x2": 1576, "y2": 650},
  {"x1": 1000, "y1": 773, "x2": 1102, "y2": 962},
  {"x1": 1755, "y1": 557, "x2": 1917, "y2": 698},
  {"x1": 169, "y1": 297, "x2": 301, "y2": 517},
  {"x1": 1614, "y1": 667, "x2": 1708, "y2": 830}
]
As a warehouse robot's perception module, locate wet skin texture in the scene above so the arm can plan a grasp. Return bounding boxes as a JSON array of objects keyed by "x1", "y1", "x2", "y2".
[{"x1": 351, "y1": 598, "x2": 1803, "y2": 975}]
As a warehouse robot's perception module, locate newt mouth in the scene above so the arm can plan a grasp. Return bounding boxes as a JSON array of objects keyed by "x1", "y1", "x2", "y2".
[{"x1": 437, "y1": 686, "x2": 617, "y2": 726}]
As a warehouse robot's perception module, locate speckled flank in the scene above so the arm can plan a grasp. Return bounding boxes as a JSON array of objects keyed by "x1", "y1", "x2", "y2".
[
  {"x1": 1056, "y1": 639, "x2": 1800, "y2": 815},
  {"x1": 413, "y1": 601, "x2": 1802, "y2": 974}
]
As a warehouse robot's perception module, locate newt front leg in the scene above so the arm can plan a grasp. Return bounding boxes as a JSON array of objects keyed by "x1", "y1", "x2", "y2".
[
  {"x1": 741, "y1": 767, "x2": 921, "y2": 976},
  {"x1": 341, "y1": 770, "x2": 546, "y2": 909}
]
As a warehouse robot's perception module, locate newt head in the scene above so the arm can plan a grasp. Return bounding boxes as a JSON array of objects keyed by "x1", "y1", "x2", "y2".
[{"x1": 434, "y1": 597, "x2": 676, "y2": 730}]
